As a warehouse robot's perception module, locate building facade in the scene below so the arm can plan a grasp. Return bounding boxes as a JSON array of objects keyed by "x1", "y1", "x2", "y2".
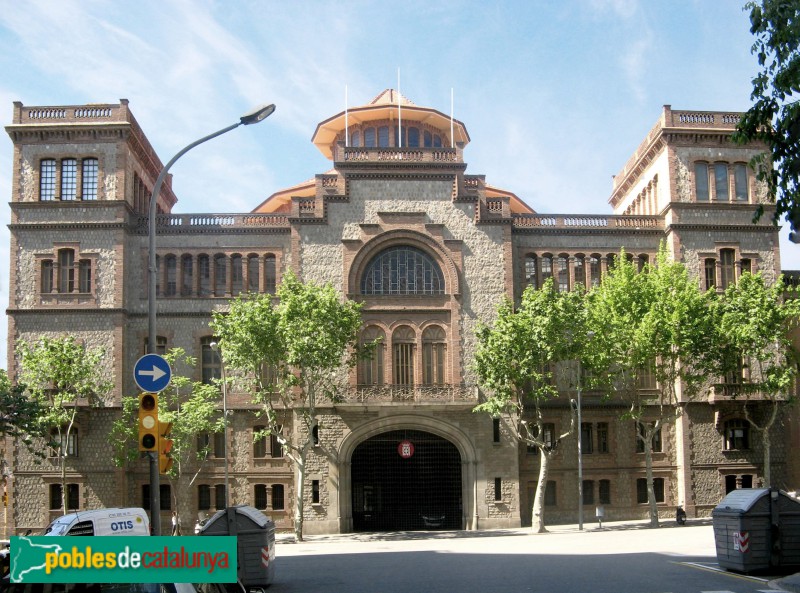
[{"x1": 3, "y1": 91, "x2": 796, "y2": 536}]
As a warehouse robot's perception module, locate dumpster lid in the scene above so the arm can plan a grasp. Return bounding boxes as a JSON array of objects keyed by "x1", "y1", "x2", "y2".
[
  {"x1": 203, "y1": 505, "x2": 272, "y2": 530},
  {"x1": 713, "y1": 488, "x2": 770, "y2": 514}
]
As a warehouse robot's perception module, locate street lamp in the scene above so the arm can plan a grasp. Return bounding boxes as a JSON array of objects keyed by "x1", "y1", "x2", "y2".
[
  {"x1": 145, "y1": 103, "x2": 275, "y2": 533},
  {"x1": 209, "y1": 342, "x2": 229, "y2": 509},
  {"x1": 574, "y1": 330, "x2": 594, "y2": 532}
]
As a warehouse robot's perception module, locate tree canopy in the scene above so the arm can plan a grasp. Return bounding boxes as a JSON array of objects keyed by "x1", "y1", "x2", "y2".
[{"x1": 734, "y1": 0, "x2": 800, "y2": 232}]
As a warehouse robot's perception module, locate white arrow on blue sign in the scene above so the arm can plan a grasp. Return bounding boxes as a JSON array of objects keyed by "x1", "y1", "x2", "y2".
[{"x1": 133, "y1": 354, "x2": 172, "y2": 393}]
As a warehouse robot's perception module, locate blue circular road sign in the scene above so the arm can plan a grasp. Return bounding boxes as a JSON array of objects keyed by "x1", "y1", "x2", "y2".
[{"x1": 133, "y1": 354, "x2": 172, "y2": 393}]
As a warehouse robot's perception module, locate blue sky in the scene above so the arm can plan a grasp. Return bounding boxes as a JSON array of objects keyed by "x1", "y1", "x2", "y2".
[{"x1": 1, "y1": 0, "x2": 798, "y2": 369}]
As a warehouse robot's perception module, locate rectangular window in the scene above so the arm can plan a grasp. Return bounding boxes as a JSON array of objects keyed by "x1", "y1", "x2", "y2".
[
  {"x1": 215, "y1": 484, "x2": 226, "y2": 509},
  {"x1": 734, "y1": 163, "x2": 748, "y2": 201},
  {"x1": 599, "y1": 479, "x2": 611, "y2": 504},
  {"x1": 41, "y1": 260, "x2": 53, "y2": 293},
  {"x1": 597, "y1": 423, "x2": 609, "y2": 453},
  {"x1": 556, "y1": 256, "x2": 569, "y2": 292},
  {"x1": 79, "y1": 260, "x2": 91, "y2": 293},
  {"x1": 545, "y1": 481, "x2": 557, "y2": 506},
  {"x1": 213, "y1": 431, "x2": 225, "y2": 458},
  {"x1": 255, "y1": 485, "x2": 268, "y2": 510},
  {"x1": 694, "y1": 163, "x2": 709, "y2": 201},
  {"x1": 312, "y1": 480, "x2": 320, "y2": 504},
  {"x1": 61, "y1": 159, "x2": 77, "y2": 200},
  {"x1": 82, "y1": 158, "x2": 98, "y2": 200},
  {"x1": 58, "y1": 249, "x2": 75, "y2": 293},
  {"x1": 741, "y1": 258, "x2": 752, "y2": 275},
  {"x1": 720, "y1": 249, "x2": 735, "y2": 289},
  {"x1": 492, "y1": 418, "x2": 501, "y2": 443},
  {"x1": 637, "y1": 477, "x2": 665, "y2": 504},
  {"x1": 271, "y1": 484, "x2": 285, "y2": 510},
  {"x1": 573, "y1": 256, "x2": 585, "y2": 289},
  {"x1": 525, "y1": 256, "x2": 538, "y2": 289},
  {"x1": 40, "y1": 159, "x2": 56, "y2": 201},
  {"x1": 141, "y1": 484, "x2": 170, "y2": 510},
  {"x1": 581, "y1": 423, "x2": 593, "y2": 454},
  {"x1": 270, "y1": 427, "x2": 283, "y2": 458},
  {"x1": 704, "y1": 258, "x2": 717, "y2": 290},
  {"x1": 49, "y1": 484, "x2": 79, "y2": 510},
  {"x1": 494, "y1": 477, "x2": 502, "y2": 501},
  {"x1": 636, "y1": 422, "x2": 662, "y2": 453},
  {"x1": 198, "y1": 485, "x2": 211, "y2": 511},
  {"x1": 393, "y1": 343, "x2": 415, "y2": 385},
  {"x1": 714, "y1": 163, "x2": 729, "y2": 201},
  {"x1": 253, "y1": 426, "x2": 267, "y2": 458},
  {"x1": 201, "y1": 338, "x2": 221, "y2": 384},
  {"x1": 582, "y1": 480, "x2": 594, "y2": 505},
  {"x1": 589, "y1": 256, "x2": 601, "y2": 287}
]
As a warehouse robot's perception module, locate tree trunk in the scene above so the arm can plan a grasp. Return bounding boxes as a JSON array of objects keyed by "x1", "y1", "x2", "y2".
[
  {"x1": 293, "y1": 447, "x2": 306, "y2": 542},
  {"x1": 644, "y1": 428, "x2": 659, "y2": 528},
  {"x1": 762, "y1": 429, "x2": 772, "y2": 488},
  {"x1": 531, "y1": 451, "x2": 551, "y2": 533}
]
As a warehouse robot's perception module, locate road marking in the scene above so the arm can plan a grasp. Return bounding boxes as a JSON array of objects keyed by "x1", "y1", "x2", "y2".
[{"x1": 678, "y1": 562, "x2": 770, "y2": 583}]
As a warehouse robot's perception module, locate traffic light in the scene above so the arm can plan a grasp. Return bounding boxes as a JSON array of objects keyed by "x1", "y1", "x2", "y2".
[
  {"x1": 158, "y1": 421, "x2": 173, "y2": 474},
  {"x1": 138, "y1": 393, "x2": 159, "y2": 452}
]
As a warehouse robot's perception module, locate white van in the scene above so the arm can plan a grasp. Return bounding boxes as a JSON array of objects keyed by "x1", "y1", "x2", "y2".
[{"x1": 43, "y1": 508, "x2": 150, "y2": 537}]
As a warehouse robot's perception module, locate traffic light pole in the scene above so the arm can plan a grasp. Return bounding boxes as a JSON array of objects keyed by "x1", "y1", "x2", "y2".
[{"x1": 150, "y1": 452, "x2": 161, "y2": 535}]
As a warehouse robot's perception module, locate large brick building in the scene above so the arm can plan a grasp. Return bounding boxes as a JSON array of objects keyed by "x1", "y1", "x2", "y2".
[{"x1": 3, "y1": 91, "x2": 797, "y2": 535}]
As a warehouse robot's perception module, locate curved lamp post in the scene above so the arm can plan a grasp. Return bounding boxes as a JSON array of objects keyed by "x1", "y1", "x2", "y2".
[
  {"x1": 209, "y1": 341, "x2": 229, "y2": 509},
  {"x1": 145, "y1": 104, "x2": 275, "y2": 534}
]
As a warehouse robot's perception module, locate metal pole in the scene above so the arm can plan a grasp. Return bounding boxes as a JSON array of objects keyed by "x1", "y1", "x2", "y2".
[
  {"x1": 145, "y1": 103, "x2": 274, "y2": 534},
  {"x1": 577, "y1": 359, "x2": 583, "y2": 531},
  {"x1": 222, "y1": 359, "x2": 229, "y2": 508}
]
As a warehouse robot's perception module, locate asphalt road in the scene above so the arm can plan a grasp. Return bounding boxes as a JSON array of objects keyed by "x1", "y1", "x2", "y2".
[{"x1": 266, "y1": 520, "x2": 791, "y2": 593}]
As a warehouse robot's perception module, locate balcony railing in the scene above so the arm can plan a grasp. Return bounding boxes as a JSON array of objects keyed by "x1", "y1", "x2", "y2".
[
  {"x1": 512, "y1": 214, "x2": 663, "y2": 230},
  {"x1": 339, "y1": 384, "x2": 477, "y2": 404}
]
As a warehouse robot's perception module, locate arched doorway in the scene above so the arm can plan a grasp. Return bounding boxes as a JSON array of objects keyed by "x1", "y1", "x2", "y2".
[{"x1": 351, "y1": 429, "x2": 462, "y2": 531}]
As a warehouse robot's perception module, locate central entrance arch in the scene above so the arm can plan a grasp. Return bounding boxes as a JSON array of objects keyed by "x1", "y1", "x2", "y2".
[{"x1": 351, "y1": 429, "x2": 462, "y2": 531}]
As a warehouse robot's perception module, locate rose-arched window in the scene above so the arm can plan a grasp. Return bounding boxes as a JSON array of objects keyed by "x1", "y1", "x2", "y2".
[{"x1": 360, "y1": 246, "x2": 444, "y2": 295}]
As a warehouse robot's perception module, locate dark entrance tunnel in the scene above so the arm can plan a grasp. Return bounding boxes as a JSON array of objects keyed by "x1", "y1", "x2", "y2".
[{"x1": 351, "y1": 429, "x2": 462, "y2": 531}]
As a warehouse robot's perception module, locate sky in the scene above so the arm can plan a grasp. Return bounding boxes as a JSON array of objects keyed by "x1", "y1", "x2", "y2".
[{"x1": 0, "y1": 0, "x2": 798, "y2": 369}]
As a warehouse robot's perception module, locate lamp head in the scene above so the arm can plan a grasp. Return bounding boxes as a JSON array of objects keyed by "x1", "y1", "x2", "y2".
[{"x1": 240, "y1": 103, "x2": 276, "y2": 125}]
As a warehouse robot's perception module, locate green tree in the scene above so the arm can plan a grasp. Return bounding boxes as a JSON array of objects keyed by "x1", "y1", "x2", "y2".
[
  {"x1": 473, "y1": 278, "x2": 587, "y2": 533},
  {"x1": 211, "y1": 270, "x2": 363, "y2": 541},
  {"x1": 733, "y1": 0, "x2": 800, "y2": 231},
  {"x1": 714, "y1": 272, "x2": 800, "y2": 486},
  {"x1": 0, "y1": 369, "x2": 46, "y2": 454},
  {"x1": 109, "y1": 348, "x2": 223, "y2": 526},
  {"x1": 586, "y1": 248, "x2": 714, "y2": 527},
  {"x1": 17, "y1": 336, "x2": 113, "y2": 513}
]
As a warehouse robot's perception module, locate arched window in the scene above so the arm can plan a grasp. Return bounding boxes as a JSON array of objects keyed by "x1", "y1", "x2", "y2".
[
  {"x1": 247, "y1": 255, "x2": 260, "y2": 293},
  {"x1": 364, "y1": 127, "x2": 376, "y2": 148},
  {"x1": 734, "y1": 163, "x2": 749, "y2": 202},
  {"x1": 214, "y1": 254, "x2": 227, "y2": 296},
  {"x1": 422, "y1": 326, "x2": 446, "y2": 385},
  {"x1": 164, "y1": 255, "x2": 177, "y2": 297},
  {"x1": 359, "y1": 326, "x2": 385, "y2": 385},
  {"x1": 574, "y1": 255, "x2": 585, "y2": 289},
  {"x1": 350, "y1": 131, "x2": 361, "y2": 147},
  {"x1": 264, "y1": 254, "x2": 277, "y2": 294},
  {"x1": 714, "y1": 163, "x2": 729, "y2": 201},
  {"x1": 556, "y1": 255, "x2": 569, "y2": 292},
  {"x1": 198, "y1": 255, "x2": 211, "y2": 296},
  {"x1": 540, "y1": 254, "x2": 553, "y2": 285},
  {"x1": 589, "y1": 255, "x2": 601, "y2": 287},
  {"x1": 525, "y1": 255, "x2": 538, "y2": 289},
  {"x1": 392, "y1": 326, "x2": 415, "y2": 385},
  {"x1": 407, "y1": 127, "x2": 420, "y2": 147},
  {"x1": 378, "y1": 126, "x2": 389, "y2": 147},
  {"x1": 181, "y1": 255, "x2": 194, "y2": 296},
  {"x1": 695, "y1": 162, "x2": 709, "y2": 201},
  {"x1": 231, "y1": 255, "x2": 243, "y2": 296},
  {"x1": 423, "y1": 130, "x2": 433, "y2": 147},
  {"x1": 361, "y1": 246, "x2": 445, "y2": 295}
]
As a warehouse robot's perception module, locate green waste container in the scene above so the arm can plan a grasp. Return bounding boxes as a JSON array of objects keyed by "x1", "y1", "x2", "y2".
[
  {"x1": 712, "y1": 488, "x2": 800, "y2": 573},
  {"x1": 199, "y1": 504, "x2": 276, "y2": 589}
]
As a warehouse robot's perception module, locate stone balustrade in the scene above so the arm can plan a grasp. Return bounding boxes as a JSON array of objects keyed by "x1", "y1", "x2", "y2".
[
  {"x1": 133, "y1": 212, "x2": 290, "y2": 232},
  {"x1": 512, "y1": 214, "x2": 662, "y2": 230},
  {"x1": 339, "y1": 384, "x2": 478, "y2": 404}
]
